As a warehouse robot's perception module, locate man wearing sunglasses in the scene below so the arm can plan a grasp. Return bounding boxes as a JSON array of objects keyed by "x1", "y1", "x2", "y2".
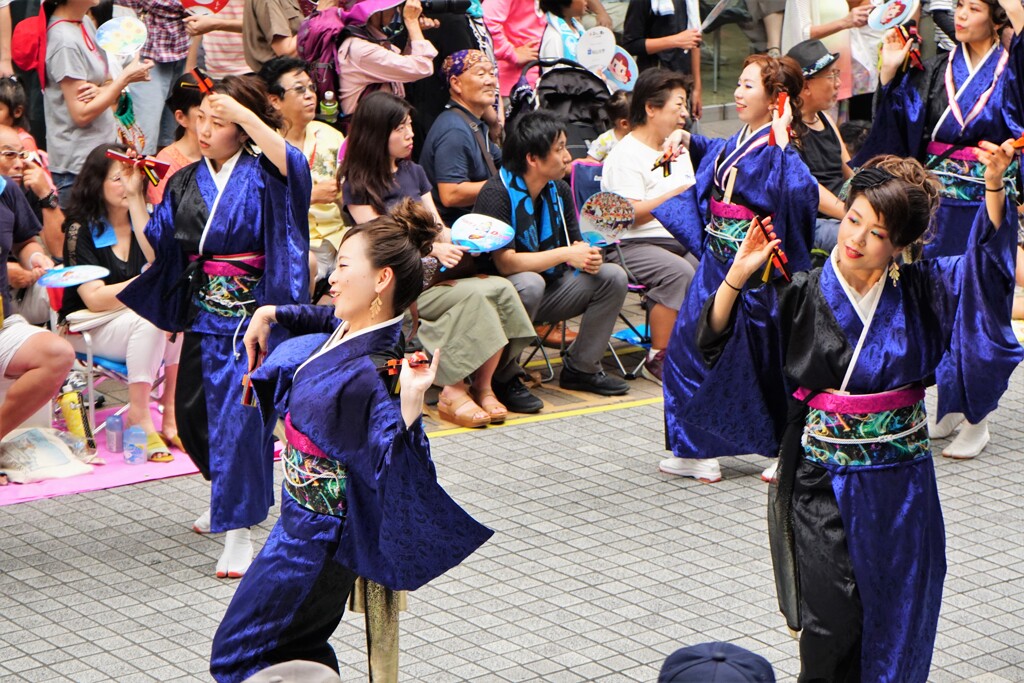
[
  {"x1": 0, "y1": 125, "x2": 64, "y2": 325},
  {"x1": 786, "y1": 39, "x2": 856, "y2": 264}
]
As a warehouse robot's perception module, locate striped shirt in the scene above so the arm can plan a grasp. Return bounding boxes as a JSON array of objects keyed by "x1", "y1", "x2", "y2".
[{"x1": 202, "y1": 0, "x2": 249, "y2": 78}]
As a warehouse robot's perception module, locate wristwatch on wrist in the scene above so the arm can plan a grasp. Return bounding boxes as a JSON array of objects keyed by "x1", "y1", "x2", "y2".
[{"x1": 38, "y1": 191, "x2": 59, "y2": 210}]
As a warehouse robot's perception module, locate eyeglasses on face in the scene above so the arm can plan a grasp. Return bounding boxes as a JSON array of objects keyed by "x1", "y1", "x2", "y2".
[
  {"x1": 0, "y1": 150, "x2": 30, "y2": 160},
  {"x1": 281, "y1": 82, "x2": 317, "y2": 97}
]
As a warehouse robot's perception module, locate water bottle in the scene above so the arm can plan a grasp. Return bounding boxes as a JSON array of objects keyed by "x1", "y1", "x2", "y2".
[
  {"x1": 124, "y1": 425, "x2": 146, "y2": 465},
  {"x1": 58, "y1": 388, "x2": 97, "y2": 453},
  {"x1": 106, "y1": 414, "x2": 124, "y2": 453},
  {"x1": 318, "y1": 91, "x2": 338, "y2": 124}
]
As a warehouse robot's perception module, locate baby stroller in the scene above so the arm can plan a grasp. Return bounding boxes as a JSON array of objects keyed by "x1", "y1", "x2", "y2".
[{"x1": 506, "y1": 58, "x2": 612, "y2": 160}]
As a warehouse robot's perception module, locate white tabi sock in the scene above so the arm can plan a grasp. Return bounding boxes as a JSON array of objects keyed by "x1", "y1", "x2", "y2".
[
  {"x1": 216, "y1": 527, "x2": 254, "y2": 579},
  {"x1": 928, "y1": 411, "x2": 963, "y2": 439},
  {"x1": 192, "y1": 508, "x2": 211, "y2": 534},
  {"x1": 942, "y1": 419, "x2": 990, "y2": 459}
]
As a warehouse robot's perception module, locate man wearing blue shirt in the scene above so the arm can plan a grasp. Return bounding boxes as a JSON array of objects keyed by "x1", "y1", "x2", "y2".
[{"x1": 420, "y1": 49, "x2": 501, "y2": 226}]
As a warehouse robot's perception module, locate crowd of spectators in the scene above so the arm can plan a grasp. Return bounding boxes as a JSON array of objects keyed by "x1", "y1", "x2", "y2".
[{"x1": 0, "y1": 0, "x2": 957, "y2": 438}]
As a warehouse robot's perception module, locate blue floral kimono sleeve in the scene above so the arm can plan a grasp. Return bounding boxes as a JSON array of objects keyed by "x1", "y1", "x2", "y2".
[
  {"x1": 908, "y1": 197, "x2": 1023, "y2": 421},
  {"x1": 852, "y1": 68, "x2": 929, "y2": 166},
  {"x1": 274, "y1": 304, "x2": 339, "y2": 336},
  {"x1": 259, "y1": 144, "x2": 313, "y2": 312}
]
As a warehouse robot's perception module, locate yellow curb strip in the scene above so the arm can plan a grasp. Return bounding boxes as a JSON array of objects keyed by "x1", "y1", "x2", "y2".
[{"x1": 426, "y1": 396, "x2": 664, "y2": 438}]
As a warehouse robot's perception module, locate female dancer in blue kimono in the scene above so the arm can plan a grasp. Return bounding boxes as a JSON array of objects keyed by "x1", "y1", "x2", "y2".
[
  {"x1": 119, "y1": 76, "x2": 312, "y2": 577},
  {"x1": 651, "y1": 54, "x2": 819, "y2": 483},
  {"x1": 851, "y1": 0, "x2": 1024, "y2": 458},
  {"x1": 209, "y1": 199, "x2": 492, "y2": 682},
  {"x1": 690, "y1": 144, "x2": 1021, "y2": 681}
]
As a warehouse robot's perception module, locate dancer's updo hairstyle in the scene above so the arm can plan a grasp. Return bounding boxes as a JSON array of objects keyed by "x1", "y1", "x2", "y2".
[
  {"x1": 847, "y1": 155, "x2": 942, "y2": 249},
  {"x1": 339, "y1": 198, "x2": 439, "y2": 313}
]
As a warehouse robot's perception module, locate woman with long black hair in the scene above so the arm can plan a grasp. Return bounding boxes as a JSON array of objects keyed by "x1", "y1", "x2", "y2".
[
  {"x1": 60, "y1": 143, "x2": 181, "y2": 461},
  {"x1": 341, "y1": 91, "x2": 537, "y2": 425}
]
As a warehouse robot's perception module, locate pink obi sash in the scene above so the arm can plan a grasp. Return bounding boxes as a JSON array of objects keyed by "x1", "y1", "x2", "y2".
[
  {"x1": 284, "y1": 413, "x2": 329, "y2": 458},
  {"x1": 709, "y1": 197, "x2": 756, "y2": 220},
  {"x1": 793, "y1": 386, "x2": 925, "y2": 414},
  {"x1": 189, "y1": 251, "x2": 266, "y2": 277},
  {"x1": 925, "y1": 141, "x2": 979, "y2": 162}
]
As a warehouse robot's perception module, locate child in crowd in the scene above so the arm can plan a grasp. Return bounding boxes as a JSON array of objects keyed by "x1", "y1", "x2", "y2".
[
  {"x1": 146, "y1": 73, "x2": 204, "y2": 206},
  {"x1": 539, "y1": 0, "x2": 588, "y2": 64},
  {"x1": 585, "y1": 90, "x2": 631, "y2": 162},
  {"x1": 0, "y1": 77, "x2": 41, "y2": 153}
]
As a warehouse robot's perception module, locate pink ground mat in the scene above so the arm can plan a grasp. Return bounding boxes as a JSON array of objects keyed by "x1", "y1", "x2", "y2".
[{"x1": 0, "y1": 403, "x2": 200, "y2": 507}]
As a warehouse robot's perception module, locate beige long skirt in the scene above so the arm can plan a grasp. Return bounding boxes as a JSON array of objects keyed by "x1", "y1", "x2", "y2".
[{"x1": 414, "y1": 275, "x2": 535, "y2": 387}]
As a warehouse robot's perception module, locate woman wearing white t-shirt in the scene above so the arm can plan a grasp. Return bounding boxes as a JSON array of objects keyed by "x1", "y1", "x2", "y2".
[{"x1": 601, "y1": 68, "x2": 697, "y2": 384}]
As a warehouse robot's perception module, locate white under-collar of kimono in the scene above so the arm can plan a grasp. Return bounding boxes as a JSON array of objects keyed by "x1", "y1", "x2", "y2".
[
  {"x1": 962, "y1": 39, "x2": 998, "y2": 75},
  {"x1": 830, "y1": 245, "x2": 885, "y2": 325},
  {"x1": 329, "y1": 314, "x2": 404, "y2": 348},
  {"x1": 204, "y1": 149, "x2": 244, "y2": 192},
  {"x1": 295, "y1": 314, "x2": 405, "y2": 378}
]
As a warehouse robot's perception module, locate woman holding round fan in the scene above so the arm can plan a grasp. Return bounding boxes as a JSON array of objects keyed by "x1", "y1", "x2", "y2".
[{"x1": 341, "y1": 91, "x2": 538, "y2": 424}]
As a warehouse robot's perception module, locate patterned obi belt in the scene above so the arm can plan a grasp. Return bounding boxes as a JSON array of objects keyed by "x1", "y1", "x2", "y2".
[
  {"x1": 189, "y1": 252, "x2": 265, "y2": 318},
  {"x1": 706, "y1": 198, "x2": 755, "y2": 260},
  {"x1": 283, "y1": 414, "x2": 348, "y2": 518},
  {"x1": 925, "y1": 141, "x2": 1020, "y2": 203},
  {"x1": 794, "y1": 386, "x2": 930, "y2": 467}
]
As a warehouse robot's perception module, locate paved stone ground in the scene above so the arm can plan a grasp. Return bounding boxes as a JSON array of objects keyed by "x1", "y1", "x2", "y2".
[{"x1": 1, "y1": 350, "x2": 1022, "y2": 682}]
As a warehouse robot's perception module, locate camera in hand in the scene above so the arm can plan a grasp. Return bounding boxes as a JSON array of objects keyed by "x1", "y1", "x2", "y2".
[{"x1": 421, "y1": 0, "x2": 472, "y2": 13}]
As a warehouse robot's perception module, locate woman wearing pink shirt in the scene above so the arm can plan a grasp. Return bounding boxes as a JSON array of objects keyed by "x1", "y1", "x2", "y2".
[
  {"x1": 483, "y1": 0, "x2": 546, "y2": 98},
  {"x1": 336, "y1": 0, "x2": 439, "y2": 116}
]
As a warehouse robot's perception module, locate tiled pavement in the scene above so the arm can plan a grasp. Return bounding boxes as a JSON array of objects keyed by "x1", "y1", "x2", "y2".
[{"x1": 1, "y1": 354, "x2": 1023, "y2": 682}]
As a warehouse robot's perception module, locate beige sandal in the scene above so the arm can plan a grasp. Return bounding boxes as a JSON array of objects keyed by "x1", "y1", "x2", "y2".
[
  {"x1": 438, "y1": 392, "x2": 491, "y2": 428},
  {"x1": 470, "y1": 388, "x2": 508, "y2": 424}
]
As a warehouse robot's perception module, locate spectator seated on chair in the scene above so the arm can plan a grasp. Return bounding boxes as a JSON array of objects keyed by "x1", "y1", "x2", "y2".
[
  {"x1": 0, "y1": 151, "x2": 74, "y2": 441},
  {"x1": 340, "y1": 92, "x2": 539, "y2": 421},
  {"x1": 335, "y1": 0, "x2": 439, "y2": 118},
  {"x1": 787, "y1": 39, "x2": 853, "y2": 263},
  {"x1": 474, "y1": 109, "x2": 630, "y2": 397},
  {"x1": 600, "y1": 68, "x2": 699, "y2": 385},
  {"x1": 0, "y1": 125, "x2": 65, "y2": 325},
  {"x1": 260, "y1": 56, "x2": 345, "y2": 293},
  {"x1": 420, "y1": 49, "x2": 501, "y2": 226},
  {"x1": 59, "y1": 144, "x2": 182, "y2": 463},
  {"x1": 585, "y1": 90, "x2": 632, "y2": 163}
]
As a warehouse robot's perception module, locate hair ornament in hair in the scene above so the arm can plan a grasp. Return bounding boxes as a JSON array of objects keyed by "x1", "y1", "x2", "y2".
[{"x1": 851, "y1": 167, "x2": 896, "y2": 190}]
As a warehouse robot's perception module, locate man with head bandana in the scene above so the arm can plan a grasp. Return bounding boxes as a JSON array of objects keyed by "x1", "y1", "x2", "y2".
[{"x1": 420, "y1": 49, "x2": 502, "y2": 226}]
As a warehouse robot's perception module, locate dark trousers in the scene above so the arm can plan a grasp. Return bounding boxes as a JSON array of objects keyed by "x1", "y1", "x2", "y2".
[
  {"x1": 211, "y1": 501, "x2": 359, "y2": 682},
  {"x1": 793, "y1": 459, "x2": 863, "y2": 682}
]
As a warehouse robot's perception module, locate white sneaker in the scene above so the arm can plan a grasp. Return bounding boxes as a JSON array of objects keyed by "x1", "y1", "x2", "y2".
[
  {"x1": 216, "y1": 528, "x2": 253, "y2": 579},
  {"x1": 192, "y1": 508, "x2": 211, "y2": 534},
  {"x1": 942, "y1": 420, "x2": 990, "y2": 459},
  {"x1": 761, "y1": 460, "x2": 779, "y2": 483},
  {"x1": 659, "y1": 456, "x2": 722, "y2": 483},
  {"x1": 929, "y1": 412, "x2": 963, "y2": 439}
]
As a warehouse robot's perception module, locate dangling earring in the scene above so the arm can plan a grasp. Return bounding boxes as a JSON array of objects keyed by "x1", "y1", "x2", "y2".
[
  {"x1": 369, "y1": 295, "x2": 383, "y2": 320},
  {"x1": 888, "y1": 258, "x2": 901, "y2": 287}
]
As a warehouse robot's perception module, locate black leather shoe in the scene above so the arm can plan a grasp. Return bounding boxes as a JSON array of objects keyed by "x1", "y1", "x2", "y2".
[
  {"x1": 493, "y1": 376, "x2": 543, "y2": 414},
  {"x1": 559, "y1": 366, "x2": 630, "y2": 396}
]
